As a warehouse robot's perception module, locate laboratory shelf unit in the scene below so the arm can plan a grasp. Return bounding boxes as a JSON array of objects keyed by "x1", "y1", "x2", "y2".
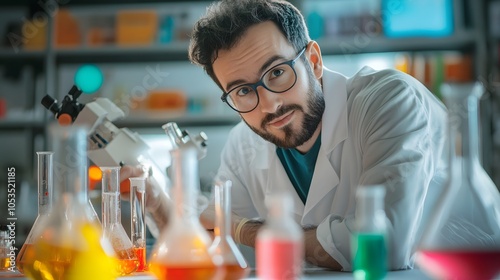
[{"x1": 55, "y1": 42, "x2": 191, "y2": 64}]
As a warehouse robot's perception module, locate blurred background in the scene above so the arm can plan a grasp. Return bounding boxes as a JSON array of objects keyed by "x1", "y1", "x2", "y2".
[{"x1": 0, "y1": 0, "x2": 499, "y2": 257}]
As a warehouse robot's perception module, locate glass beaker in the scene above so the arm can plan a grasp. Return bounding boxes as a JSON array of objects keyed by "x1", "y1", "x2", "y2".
[
  {"x1": 101, "y1": 166, "x2": 139, "y2": 275},
  {"x1": 209, "y1": 180, "x2": 249, "y2": 280},
  {"x1": 417, "y1": 82, "x2": 500, "y2": 280},
  {"x1": 25, "y1": 124, "x2": 117, "y2": 280},
  {"x1": 16, "y1": 151, "x2": 53, "y2": 275},
  {"x1": 130, "y1": 176, "x2": 147, "y2": 272},
  {"x1": 149, "y1": 145, "x2": 217, "y2": 280}
]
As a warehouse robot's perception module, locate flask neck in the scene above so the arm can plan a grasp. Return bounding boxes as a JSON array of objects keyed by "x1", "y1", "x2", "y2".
[
  {"x1": 214, "y1": 181, "x2": 231, "y2": 238},
  {"x1": 101, "y1": 167, "x2": 122, "y2": 227},
  {"x1": 355, "y1": 186, "x2": 386, "y2": 232},
  {"x1": 446, "y1": 88, "x2": 482, "y2": 169},
  {"x1": 37, "y1": 151, "x2": 53, "y2": 215},
  {"x1": 50, "y1": 125, "x2": 90, "y2": 213},
  {"x1": 170, "y1": 147, "x2": 201, "y2": 221}
]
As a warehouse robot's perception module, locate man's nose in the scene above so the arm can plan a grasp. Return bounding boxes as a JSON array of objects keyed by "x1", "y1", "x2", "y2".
[{"x1": 256, "y1": 86, "x2": 282, "y2": 113}]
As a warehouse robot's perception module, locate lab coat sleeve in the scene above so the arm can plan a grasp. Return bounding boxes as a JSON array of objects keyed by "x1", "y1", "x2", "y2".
[
  {"x1": 318, "y1": 74, "x2": 439, "y2": 271},
  {"x1": 214, "y1": 122, "x2": 260, "y2": 218}
]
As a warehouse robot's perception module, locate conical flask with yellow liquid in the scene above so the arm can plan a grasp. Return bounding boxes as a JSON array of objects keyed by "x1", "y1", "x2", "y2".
[
  {"x1": 16, "y1": 151, "x2": 53, "y2": 276},
  {"x1": 24, "y1": 124, "x2": 117, "y2": 280}
]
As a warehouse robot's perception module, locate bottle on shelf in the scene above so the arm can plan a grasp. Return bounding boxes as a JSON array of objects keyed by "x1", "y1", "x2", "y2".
[
  {"x1": 101, "y1": 166, "x2": 139, "y2": 275},
  {"x1": 352, "y1": 185, "x2": 388, "y2": 280},
  {"x1": 256, "y1": 192, "x2": 304, "y2": 280},
  {"x1": 417, "y1": 82, "x2": 500, "y2": 280}
]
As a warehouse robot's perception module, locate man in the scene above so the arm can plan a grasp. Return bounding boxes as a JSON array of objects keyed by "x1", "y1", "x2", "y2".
[{"x1": 121, "y1": 0, "x2": 448, "y2": 271}]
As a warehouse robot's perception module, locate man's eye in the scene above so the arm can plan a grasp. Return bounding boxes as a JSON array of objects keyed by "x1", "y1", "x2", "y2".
[
  {"x1": 270, "y1": 68, "x2": 284, "y2": 78},
  {"x1": 236, "y1": 86, "x2": 253, "y2": 96}
]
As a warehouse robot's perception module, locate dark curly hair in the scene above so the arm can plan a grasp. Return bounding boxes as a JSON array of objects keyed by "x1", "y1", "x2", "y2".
[{"x1": 188, "y1": 0, "x2": 310, "y2": 89}]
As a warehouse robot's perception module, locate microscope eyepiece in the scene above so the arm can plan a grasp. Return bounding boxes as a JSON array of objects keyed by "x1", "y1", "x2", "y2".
[{"x1": 41, "y1": 95, "x2": 60, "y2": 115}]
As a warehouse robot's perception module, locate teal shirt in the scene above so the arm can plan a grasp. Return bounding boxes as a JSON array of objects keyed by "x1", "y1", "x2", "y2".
[{"x1": 276, "y1": 135, "x2": 322, "y2": 204}]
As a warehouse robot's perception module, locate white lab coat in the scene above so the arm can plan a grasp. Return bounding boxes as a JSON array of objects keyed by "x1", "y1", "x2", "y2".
[{"x1": 215, "y1": 66, "x2": 448, "y2": 271}]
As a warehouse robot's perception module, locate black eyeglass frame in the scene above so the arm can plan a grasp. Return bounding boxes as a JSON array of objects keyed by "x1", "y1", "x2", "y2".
[{"x1": 220, "y1": 46, "x2": 307, "y2": 113}]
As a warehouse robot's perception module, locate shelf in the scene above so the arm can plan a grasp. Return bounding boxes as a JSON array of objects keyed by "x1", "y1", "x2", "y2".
[
  {"x1": 52, "y1": 31, "x2": 478, "y2": 64},
  {"x1": 0, "y1": 116, "x2": 45, "y2": 129},
  {"x1": 318, "y1": 31, "x2": 478, "y2": 55},
  {"x1": 0, "y1": 49, "x2": 46, "y2": 63},
  {"x1": 55, "y1": 42, "x2": 190, "y2": 64},
  {"x1": 115, "y1": 111, "x2": 241, "y2": 128}
]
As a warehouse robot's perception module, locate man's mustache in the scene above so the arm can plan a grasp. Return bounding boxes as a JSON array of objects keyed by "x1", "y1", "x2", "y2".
[{"x1": 261, "y1": 104, "x2": 302, "y2": 128}]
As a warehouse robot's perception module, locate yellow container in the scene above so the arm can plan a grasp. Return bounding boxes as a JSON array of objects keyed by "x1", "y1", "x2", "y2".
[{"x1": 116, "y1": 10, "x2": 158, "y2": 46}]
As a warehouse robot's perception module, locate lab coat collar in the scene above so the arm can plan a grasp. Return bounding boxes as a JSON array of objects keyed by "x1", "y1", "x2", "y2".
[
  {"x1": 263, "y1": 68, "x2": 349, "y2": 219},
  {"x1": 320, "y1": 68, "x2": 349, "y2": 154},
  {"x1": 303, "y1": 68, "x2": 348, "y2": 219}
]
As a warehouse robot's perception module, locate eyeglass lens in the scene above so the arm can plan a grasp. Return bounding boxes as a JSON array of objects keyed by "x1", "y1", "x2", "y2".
[{"x1": 227, "y1": 63, "x2": 296, "y2": 112}]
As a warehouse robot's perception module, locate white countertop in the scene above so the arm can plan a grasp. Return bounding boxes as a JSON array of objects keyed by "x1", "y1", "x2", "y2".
[{"x1": 115, "y1": 268, "x2": 433, "y2": 280}]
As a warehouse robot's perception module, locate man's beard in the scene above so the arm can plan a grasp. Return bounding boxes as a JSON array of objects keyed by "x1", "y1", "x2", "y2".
[{"x1": 243, "y1": 68, "x2": 325, "y2": 149}]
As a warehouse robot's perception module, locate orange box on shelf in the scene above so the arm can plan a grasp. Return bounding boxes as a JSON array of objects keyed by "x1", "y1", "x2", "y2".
[
  {"x1": 55, "y1": 9, "x2": 81, "y2": 48},
  {"x1": 22, "y1": 21, "x2": 46, "y2": 50},
  {"x1": 116, "y1": 10, "x2": 158, "y2": 46},
  {"x1": 444, "y1": 54, "x2": 474, "y2": 83},
  {"x1": 146, "y1": 90, "x2": 187, "y2": 111}
]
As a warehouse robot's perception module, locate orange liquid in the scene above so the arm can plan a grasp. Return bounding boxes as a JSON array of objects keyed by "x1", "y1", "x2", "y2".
[
  {"x1": 150, "y1": 263, "x2": 217, "y2": 280},
  {"x1": 133, "y1": 247, "x2": 147, "y2": 272},
  {"x1": 1, "y1": 256, "x2": 10, "y2": 270},
  {"x1": 218, "y1": 264, "x2": 251, "y2": 280},
  {"x1": 115, "y1": 247, "x2": 138, "y2": 275},
  {"x1": 17, "y1": 243, "x2": 36, "y2": 274},
  {"x1": 117, "y1": 257, "x2": 139, "y2": 275}
]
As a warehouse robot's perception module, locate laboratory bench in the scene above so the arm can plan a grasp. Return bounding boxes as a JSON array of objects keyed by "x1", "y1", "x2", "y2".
[
  {"x1": 121, "y1": 269, "x2": 433, "y2": 279},
  {"x1": 0, "y1": 269, "x2": 433, "y2": 280}
]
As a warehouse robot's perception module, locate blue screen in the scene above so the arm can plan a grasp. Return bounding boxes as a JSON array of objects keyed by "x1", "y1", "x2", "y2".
[{"x1": 382, "y1": 0, "x2": 454, "y2": 37}]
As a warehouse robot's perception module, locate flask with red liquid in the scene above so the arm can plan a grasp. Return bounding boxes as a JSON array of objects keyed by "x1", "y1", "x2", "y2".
[
  {"x1": 417, "y1": 82, "x2": 500, "y2": 280},
  {"x1": 149, "y1": 145, "x2": 217, "y2": 280},
  {"x1": 256, "y1": 192, "x2": 304, "y2": 280}
]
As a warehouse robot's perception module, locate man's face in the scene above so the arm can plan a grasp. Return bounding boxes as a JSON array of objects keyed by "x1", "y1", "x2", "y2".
[{"x1": 213, "y1": 22, "x2": 324, "y2": 149}]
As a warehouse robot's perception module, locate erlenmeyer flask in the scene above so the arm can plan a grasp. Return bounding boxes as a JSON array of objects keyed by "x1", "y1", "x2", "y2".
[
  {"x1": 16, "y1": 151, "x2": 53, "y2": 275},
  {"x1": 25, "y1": 124, "x2": 117, "y2": 280},
  {"x1": 101, "y1": 166, "x2": 139, "y2": 275},
  {"x1": 129, "y1": 176, "x2": 147, "y2": 272},
  {"x1": 417, "y1": 82, "x2": 500, "y2": 280},
  {"x1": 209, "y1": 180, "x2": 249, "y2": 280},
  {"x1": 149, "y1": 145, "x2": 217, "y2": 280}
]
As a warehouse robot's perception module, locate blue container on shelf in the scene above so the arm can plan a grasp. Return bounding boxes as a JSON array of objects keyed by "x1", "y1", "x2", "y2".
[{"x1": 381, "y1": 0, "x2": 454, "y2": 38}]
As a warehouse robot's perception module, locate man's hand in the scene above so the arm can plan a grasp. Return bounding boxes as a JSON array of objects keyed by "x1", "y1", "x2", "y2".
[{"x1": 199, "y1": 206, "x2": 248, "y2": 239}]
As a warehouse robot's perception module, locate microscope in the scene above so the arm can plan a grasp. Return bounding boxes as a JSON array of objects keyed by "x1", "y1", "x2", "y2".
[{"x1": 41, "y1": 65, "x2": 208, "y2": 236}]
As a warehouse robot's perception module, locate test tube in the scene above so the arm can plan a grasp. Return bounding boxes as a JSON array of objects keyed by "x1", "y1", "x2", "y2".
[{"x1": 130, "y1": 177, "x2": 147, "y2": 272}]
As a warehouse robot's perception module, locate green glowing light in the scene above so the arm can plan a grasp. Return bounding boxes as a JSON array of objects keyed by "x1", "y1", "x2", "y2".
[{"x1": 74, "y1": 65, "x2": 103, "y2": 94}]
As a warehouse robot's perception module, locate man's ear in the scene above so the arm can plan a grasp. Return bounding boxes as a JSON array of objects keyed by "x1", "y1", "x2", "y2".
[{"x1": 306, "y1": 41, "x2": 323, "y2": 79}]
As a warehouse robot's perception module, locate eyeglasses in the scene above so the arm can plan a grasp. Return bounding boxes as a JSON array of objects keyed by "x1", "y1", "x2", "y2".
[{"x1": 221, "y1": 47, "x2": 307, "y2": 113}]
